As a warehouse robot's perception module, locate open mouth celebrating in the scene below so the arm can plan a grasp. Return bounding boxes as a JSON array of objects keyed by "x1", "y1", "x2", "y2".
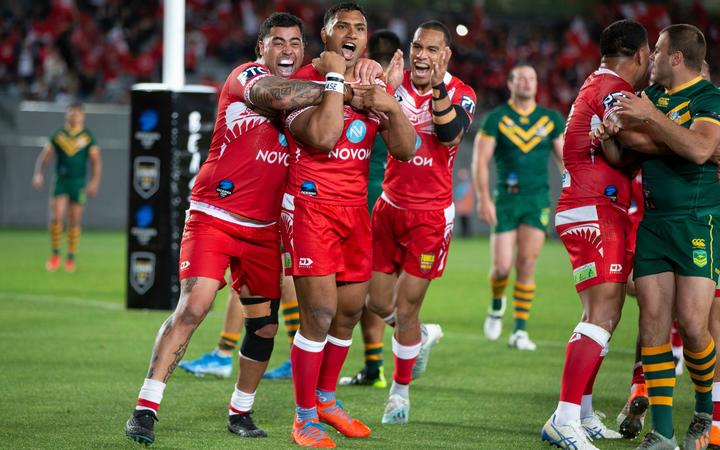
[
  {"x1": 277, "y1": 58, "x2": 295, "y2": 77},
  {"x1": 340, "y1": 42, "x2": 356, "y2": 60},
  {"x1": 413, "y1": 62, "x2": 431, "y2": 78}
]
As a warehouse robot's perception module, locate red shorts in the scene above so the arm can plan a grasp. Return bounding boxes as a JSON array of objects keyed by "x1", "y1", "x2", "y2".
[
  {"x1": 179, "y1": 211, "x2": 281, "y2": 298},
  {"x1": 372, "y1": 196, "x2": 454, "y2": 280},
  {"x1": 627, "y1": 208, "x2": 643, "y2": 257},
  {"x1": 555, "y1": 203, "x2": 632, "y2": 293},
  {"x1": 280, "y1": 194, "x2": 371, "y2": 282}
]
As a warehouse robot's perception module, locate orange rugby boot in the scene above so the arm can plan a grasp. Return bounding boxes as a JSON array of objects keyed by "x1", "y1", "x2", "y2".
[
  {"x1": 317, "y1": 399, "x2": 371, "y2": 438},
  {"x1": 616, "y1": 383, "x2": 649, "y2": 439},
  {"x1": 291, "y1": 417, "x2": 336, "y2": 448},
  {"x1": 46, "y1": 254, "x2": 60, "y2": 272},
  {"x1": 64, "y1": 259, "x2": 76, "y2": 273}
]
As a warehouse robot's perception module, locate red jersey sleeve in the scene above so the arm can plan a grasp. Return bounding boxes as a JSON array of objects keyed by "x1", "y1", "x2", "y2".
[
  {"x1": 227, "y1": 62, "x2": 273, "y2": 105},
  {"x1": 451, "y1": 80, "x2": 477, "y2": 122}
]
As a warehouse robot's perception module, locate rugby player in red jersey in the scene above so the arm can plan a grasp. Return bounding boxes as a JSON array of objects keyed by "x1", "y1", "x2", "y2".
[
  {"x1": 280, "y1": 3, "x2": 416, "y2": 447},
  {"x1": 124, "y1": 12, "x2": 360, "y2": 446},
  {"x1": 363, "y1": 20, "x2": 476, "y2": 424},
  {"x1": 540, "y1": 19, "x2": 650, "y2": 450}
]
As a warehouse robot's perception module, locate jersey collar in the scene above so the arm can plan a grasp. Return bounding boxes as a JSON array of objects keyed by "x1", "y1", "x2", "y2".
[
  {"x1": 507, "y1": 100, "x2": 536, "y2": 116},
  {"x1": 665, "y1": 75, "x2": 703, "y2": 95}
]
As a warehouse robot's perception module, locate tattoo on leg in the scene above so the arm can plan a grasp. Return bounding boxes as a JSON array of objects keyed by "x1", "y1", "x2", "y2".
[
  {"x1": 146, "y1": 315, "x2": 175, "y2": 379},
  {"x1": 182, "y1": 277, "x2": 199, "y2": 294},
  {"x1": 164, "y1": 338, "x2": 190, "y2": 383}
]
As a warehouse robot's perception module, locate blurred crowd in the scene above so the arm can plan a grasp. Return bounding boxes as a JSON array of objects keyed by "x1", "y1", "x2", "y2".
[{"x1": 0, "y1": 0, "x2": 718, "y2": 113}]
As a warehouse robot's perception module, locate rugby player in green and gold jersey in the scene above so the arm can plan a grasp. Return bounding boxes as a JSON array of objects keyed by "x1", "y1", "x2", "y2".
[
  {"x1": 472, "y1": 64, "x2": 564, "y2": 350},
  {"x1": 598, "y1": 24, "x2": 720, "y2": 450},
  {"x1": 32, "y1": 102, "x2": 102, "y2": 272}
]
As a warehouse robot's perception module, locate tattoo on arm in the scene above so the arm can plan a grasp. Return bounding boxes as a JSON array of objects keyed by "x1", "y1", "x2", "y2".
[{"x1": 251, "y1": 78, "x2": 324, "y2": 112}]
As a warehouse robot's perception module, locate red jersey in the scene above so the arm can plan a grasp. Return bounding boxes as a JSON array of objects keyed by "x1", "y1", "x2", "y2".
[
  {"x1": 382, "y1": 71, "x2": 476, "y2": 210},
  {"x1": 285, "y1": 64, "x2": 383, "y2": 206},
  {"x1": 191, "y1": 62, "x2": 290, "y2": 223},
  {"x1": 558, "y1": 68, "x2": 634, "y2": 211}
]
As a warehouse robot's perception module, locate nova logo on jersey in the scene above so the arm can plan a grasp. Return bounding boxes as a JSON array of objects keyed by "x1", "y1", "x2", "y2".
[
  {"x1": 256, "y1": 149, "x2": 289, "y2": 166},
  {"x1": 329, "y1": 147, "x2": 370, "y2": 161},
  {"x1": 216, "y1": 179, "x2": 234, "y2": 198},
  {"x1": 461, "y1": 96, "x2": 476, "y2": 115},
  {"x1": 238, "y1": 65, "x2": 268, "y2": 85},
  {"x1": 408, "y1": 155, "x2": 433, "y2": 167},
  {"x1": 346, "y1": 120, "x2": 367, "y2": 143}
]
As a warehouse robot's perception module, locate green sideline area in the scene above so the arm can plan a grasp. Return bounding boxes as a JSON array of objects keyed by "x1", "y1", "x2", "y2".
[{"x1": 0, "y1": 229, "x2": 699, "y2": 449}]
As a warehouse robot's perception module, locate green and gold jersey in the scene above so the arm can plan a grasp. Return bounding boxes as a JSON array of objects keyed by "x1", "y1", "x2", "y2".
[
  {"x1": 642, "y1": 77, "x2": 720, "y2": 217},
  {"x1": 50, "y1": 127, "x2": 96, "y2": 181},
  {"x1": 479, "y1": 101, "x2": 564, "y2": 198}
]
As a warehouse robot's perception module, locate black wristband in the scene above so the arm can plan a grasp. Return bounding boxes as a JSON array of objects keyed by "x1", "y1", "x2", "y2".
[
  {"x1": 432, "y1": 82, "x2": 448, "y2": 100},
  {"x1": 432, "y1": 104, "x2": 454, "y2": 116}
]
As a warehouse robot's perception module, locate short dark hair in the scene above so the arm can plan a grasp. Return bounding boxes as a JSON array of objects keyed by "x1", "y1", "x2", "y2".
[
  {"x1": 508, "y1": 63, "x2": 535, "y2": 81},
  {"x1": 369, "y1": 29, "x2": 401, "y2": 66},
  {"x1": 323, "y1": 2, "x2": 367, "y2": 27},
  {"x1": 661, "y1": 24, "x2": 706, "y2": 72},
  {"x1": 417, "y1": 20, "x2": 452, "y2": 46},
  {"x1": 600, "y1": 19, "x2": 648, "y2": 58},
  {"x1": 256, "y1": 12, "x2": 305, "y2": 58},
  {"x1": 67, "y1": 102, "x2": 83, "y2": 111}
]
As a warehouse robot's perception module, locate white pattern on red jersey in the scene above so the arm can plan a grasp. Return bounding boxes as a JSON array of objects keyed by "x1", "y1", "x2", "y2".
[
  {"x1": 382, "y1": 71, "x2": 476, "y2": 210},
  {"x1": 285, "y1": 64, "x2": 385, "y2": 206},
  {"x1": 558, "y1": 68, "x2": 634, "y2": 212},
  {"x1": 191, "y1": 62, "x2": 290, "y2": 223}
]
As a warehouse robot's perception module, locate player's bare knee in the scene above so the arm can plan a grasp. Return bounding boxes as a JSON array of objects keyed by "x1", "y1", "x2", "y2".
[
  {"x1": 303, "y1": 303, "x2": 336, "y2": 333},
  {"x1": 175, "y1": 301, "x2": 209, "y2": 328},
  {"x1": 515, "y1": 258, "x2": 537, "y2": 280},
  {"x1": 491, "y1": 267, "x2": 511, "y2": 280},
  {"x1": 254, "y1": 323, "x2": 279, "y2": 339}
]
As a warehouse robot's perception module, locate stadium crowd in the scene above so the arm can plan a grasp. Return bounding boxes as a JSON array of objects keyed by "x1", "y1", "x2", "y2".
[{"x1": 1, "y1": 0, "x2": 719, "y2": 112}]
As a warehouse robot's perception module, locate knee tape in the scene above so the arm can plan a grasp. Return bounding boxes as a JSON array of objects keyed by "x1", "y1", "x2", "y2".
[{"x1": 240, "y1": 298, "x2": 279, "y2": 362}]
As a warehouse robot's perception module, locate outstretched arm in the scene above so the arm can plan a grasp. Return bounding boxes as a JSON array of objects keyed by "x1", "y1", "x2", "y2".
[{"x1": 249, "y1": 77, "x2": 353, "y2": 114}]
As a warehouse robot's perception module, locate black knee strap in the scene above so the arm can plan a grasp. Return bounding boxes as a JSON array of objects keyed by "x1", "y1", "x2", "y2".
[{"x1": 240, "y1": 298, "x2": 279, "y2": 362}]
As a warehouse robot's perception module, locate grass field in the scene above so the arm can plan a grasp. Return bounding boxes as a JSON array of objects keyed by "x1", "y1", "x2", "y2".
[{"x1": 0, "y1": 229, "x2": 701, "y2": 449}]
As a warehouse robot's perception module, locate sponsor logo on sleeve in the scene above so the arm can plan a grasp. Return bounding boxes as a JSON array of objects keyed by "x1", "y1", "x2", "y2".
[
  {"x1": 238, "y1": 65, "x2": 268, "y2": 86},
  {"x1": 602, "y1": 92, "x2": 625, "y2": 111},
  {"x1": 461, "y1": 95, "x2": 476, "y2": 115}
]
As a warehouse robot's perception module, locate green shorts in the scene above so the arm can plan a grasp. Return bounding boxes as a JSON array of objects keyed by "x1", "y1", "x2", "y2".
[
  {"x1": 634, "y1": 214, "x2": 720, "y2": 280},
  {"x1": 53, "y1": 178, "x2": 86, "y2": 204},
  {"x1": 493, "y1": 193, "x2": 550, "y2": 233}
]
